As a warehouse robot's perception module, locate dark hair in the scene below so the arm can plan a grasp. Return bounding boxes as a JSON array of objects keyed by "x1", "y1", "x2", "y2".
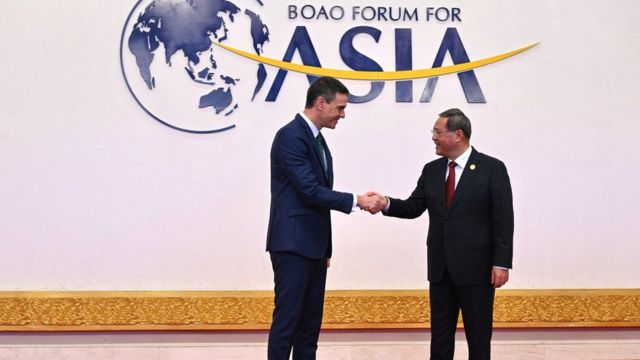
[
  {"x1": 439, "y1": 108, "x2": 472, "y2": 139},
  {"x1": 305, "y1": 77, "x2": 349, "y2": 109}
]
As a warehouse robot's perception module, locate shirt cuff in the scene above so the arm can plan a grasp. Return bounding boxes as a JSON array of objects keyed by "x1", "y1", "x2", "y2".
[{"x1": 382, "y1": 196, "x2": 391, "y2": 212}]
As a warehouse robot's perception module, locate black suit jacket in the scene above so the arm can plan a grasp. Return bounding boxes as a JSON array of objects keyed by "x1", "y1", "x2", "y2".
[
  {"x1": 385, "y1": 148, "x2": 513, "y2": 285},
  {"x1": 266, "y1": 114, "x2": 353, "y2": 259}
]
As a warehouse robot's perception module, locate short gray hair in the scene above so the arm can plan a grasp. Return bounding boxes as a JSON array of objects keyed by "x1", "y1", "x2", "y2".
[{"x1": 439, "y1": 108, "x2": 471, "y2": 139}]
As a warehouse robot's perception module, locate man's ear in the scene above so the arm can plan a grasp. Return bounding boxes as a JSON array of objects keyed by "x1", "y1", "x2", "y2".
[{"x1": 454, "y1": 129, "x2": 464, "y2": 142}]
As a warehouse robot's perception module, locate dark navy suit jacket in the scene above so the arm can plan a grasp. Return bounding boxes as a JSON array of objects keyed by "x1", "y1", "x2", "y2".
[
  {"x1": 385, "y1": 148, "x2": 514, "y2": 286},
  {"x1": 266, "y1": 114, "x2": 353, "y2": 259}
]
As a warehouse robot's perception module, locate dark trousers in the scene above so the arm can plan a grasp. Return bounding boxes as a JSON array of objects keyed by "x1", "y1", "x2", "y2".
[
  {"x1": 429, "y1": 271, "x2": 495, "y2": 360},
  {"x1": 268, "y1": 251, "x2": 327, "y2": 360}
]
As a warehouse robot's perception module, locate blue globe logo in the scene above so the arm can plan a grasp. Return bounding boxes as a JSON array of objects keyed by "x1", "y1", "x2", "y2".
[{"x1": 120, "y1": 0, "x2": 270, "y2": 133}]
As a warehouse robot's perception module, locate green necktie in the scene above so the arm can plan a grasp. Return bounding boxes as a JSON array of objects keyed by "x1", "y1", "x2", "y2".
[{"x1": 315, "y1": 133, "x2": 328, "y2": 175}]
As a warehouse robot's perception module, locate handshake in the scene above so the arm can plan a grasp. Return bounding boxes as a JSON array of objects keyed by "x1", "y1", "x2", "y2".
[{"x1": 357, "y1": 192, "x2": 388, "y2": 214}]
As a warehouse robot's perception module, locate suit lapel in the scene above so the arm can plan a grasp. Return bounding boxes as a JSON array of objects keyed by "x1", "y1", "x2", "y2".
[
  {"x1": 295, "y1": 114, "x2": 329, "y2": 186},
  {"x1": 448, "y1": 148, "x2": 479, "y2": 211},
  {"x1": 325, "y1": 143, "x2": 333, "y2": 188},
  {"x1": 434, "y1": 157, "x2": 448, "y2": 211}
]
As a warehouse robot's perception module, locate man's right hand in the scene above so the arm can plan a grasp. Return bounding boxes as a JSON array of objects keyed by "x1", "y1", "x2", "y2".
[{"x1": 357, "y1": 192, "x2": 387, "y2": 214}]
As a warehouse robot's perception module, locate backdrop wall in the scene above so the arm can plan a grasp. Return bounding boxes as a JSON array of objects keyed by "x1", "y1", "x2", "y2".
[{"x1": 1, "y1": 0, "x2": 639, "y2": 291}]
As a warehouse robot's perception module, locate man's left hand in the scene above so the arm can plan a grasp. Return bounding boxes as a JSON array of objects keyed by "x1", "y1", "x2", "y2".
[{"x1": 491, "y1": 267, "x2": 509, "y2": 288}]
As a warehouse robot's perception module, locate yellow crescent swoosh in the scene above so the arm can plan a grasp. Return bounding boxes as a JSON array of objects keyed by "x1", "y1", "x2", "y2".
[{"x1": 213, "y1": 41, "x2": 539, "y2": 81}]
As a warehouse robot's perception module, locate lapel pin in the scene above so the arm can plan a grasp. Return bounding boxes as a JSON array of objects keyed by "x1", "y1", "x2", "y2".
[{"x1": 470, "y1": 164, "x2": 476, "y2": 170}]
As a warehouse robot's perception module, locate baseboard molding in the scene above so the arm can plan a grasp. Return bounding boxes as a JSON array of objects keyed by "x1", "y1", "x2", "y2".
[{"x1": 1, "y1": 289, "x2": 638, "y2": 331}]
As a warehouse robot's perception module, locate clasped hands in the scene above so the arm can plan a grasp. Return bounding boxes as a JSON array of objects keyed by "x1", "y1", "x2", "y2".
[{"x1": 357, "y1": 192, "x2": 387, "y2": 214}]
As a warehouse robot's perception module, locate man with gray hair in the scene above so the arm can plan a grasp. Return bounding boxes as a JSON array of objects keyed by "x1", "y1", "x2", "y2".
[{"x1": 367, "y1": 108, "x2": 514, "y2": 359}]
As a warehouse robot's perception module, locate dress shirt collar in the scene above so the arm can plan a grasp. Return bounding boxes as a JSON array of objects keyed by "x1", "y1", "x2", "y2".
[
  {"x1": 449, "y1": 145, "x2": 472, "y2": 169},
  {"x1": 299, "y1": 112, "x2": 320, "y2": 138}
]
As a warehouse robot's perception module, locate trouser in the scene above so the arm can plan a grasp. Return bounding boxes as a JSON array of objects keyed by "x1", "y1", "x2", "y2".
[
  {"x1": 429, "y1": 270, "x2": 495, "y2": 360},
  {"x1": 268, "y1": 251, "x2": 327, "y2": 360}
]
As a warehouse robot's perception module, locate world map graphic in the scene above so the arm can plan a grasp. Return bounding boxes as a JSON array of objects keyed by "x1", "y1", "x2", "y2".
[{"x1": 122, "y1": 0, "x2": 270, "y2": 132}]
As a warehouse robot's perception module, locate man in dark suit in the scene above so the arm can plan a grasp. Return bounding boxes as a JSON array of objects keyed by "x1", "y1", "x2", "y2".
[
  {"x1": 266, "y1": 76, "x2": 377, "y2": 360},
  {"x1": 369, "y1": 108, "x2": 513, "y2": 360}
]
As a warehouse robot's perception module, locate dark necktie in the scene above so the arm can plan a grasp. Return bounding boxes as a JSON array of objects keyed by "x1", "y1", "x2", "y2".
[
  {"x1": 445, "y1": 161, "x2": 456, "y2": 208},
  {"x1": 315, "y1": 133, "x2": 327, "y2": 175}
]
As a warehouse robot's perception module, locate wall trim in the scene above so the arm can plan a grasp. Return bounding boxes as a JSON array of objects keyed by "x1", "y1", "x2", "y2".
[{"x1": 1, "y1": 289, "x2": 638, "y2": 331}]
